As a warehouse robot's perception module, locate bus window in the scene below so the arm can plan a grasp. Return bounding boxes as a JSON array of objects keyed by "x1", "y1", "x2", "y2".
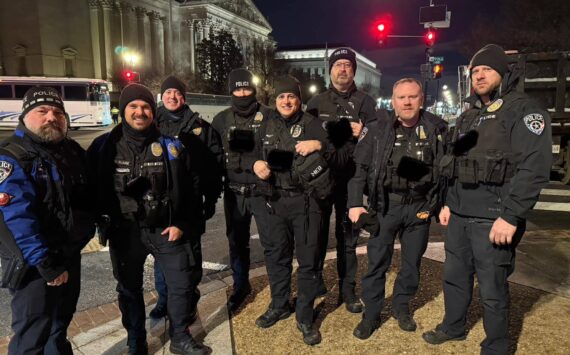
[
  {"x1": 64, "y1": 85, "x2": 87, "y2": 101},
  {"x1": 88, "y1": 84, "x2": 109, "y2": 102},
  {"x1": 15, "y1": 85, "x2": 33, "y2": 98},
  {"x1": 0, "y1": 84, "x2": 12, "y2": 99}
]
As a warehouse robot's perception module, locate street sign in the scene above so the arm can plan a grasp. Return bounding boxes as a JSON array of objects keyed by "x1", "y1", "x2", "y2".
[{"x1": 429, "y1": 56, "x2": 444, "y2": 64}]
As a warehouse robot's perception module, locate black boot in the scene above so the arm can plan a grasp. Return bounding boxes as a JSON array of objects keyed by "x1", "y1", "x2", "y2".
[
  {"x1": 422, "y1": 329, "x2": 466, "y2": 345},
  {"x1": 343, "y1": 292, "x2": 363, "y2": 313},
  {"x1": 255, "y1": 307, "x2": 291, "y2": 328},
  {"x1": 149, "y1": 303, "x2": 167, "y2": 319},
  {"x1": 127, "y1": 340, "x2": 148, "y2": 355},
  {"x1": 227, "y1": 283, "x2": 252, "y2": 312},
  {"x1": 353, "y1": 318, "x2": 380, "y2": 340},
  {"x1": 392, "y1": 312, "x2": 417, "y2": 332},
  {"x1": 170, "y1": 336, "x2": 207, "y2": 355},
  {"x1": 297, "y1": 322, "x2": 322, "y2": 346}
]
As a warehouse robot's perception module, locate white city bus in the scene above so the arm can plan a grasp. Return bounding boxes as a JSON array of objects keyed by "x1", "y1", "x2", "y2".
[{"x1": 0, "y1": 76, "x2": 112, "y2": 128}]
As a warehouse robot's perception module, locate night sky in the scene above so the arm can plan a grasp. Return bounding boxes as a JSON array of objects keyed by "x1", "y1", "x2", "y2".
[{"x1": 253, "y1": 0, "x2": 499, "y2": 98}]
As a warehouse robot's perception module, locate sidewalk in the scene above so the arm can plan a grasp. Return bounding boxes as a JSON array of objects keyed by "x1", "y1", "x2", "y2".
[{"x1": 0, "y1": 230, "x2": 569, "y2": 354}]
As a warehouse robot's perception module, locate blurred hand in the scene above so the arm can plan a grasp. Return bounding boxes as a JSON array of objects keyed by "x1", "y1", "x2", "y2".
[
  {"x1": 47, "y1": 271, "x2": 69, "y2": 287},
  {"x1": 350, "y1": 120, "x2": 363, "y2": 138},
  {"x1": 489, "y1": 217, "x2": 517, "y2": 245},
  {"x1": 161, "y1": 226, "x2": 183, "y2": 242},
  {"x1": 348, "y1": 207, "x2": 367, "y2": 223},
  {"x1": 253, "y1": 160, "x2": 271, "y2": 180},
  {"x1": 439, "y1": 206, "x2": 451, "y2": 226},
  {"x1": 295, "y1": 140, "x2": 322, "y2": 156}
]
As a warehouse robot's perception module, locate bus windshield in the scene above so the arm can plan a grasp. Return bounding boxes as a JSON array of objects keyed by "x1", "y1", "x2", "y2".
[{"x1": 89, "y1": 83, "x2": 110, "y2": 102}]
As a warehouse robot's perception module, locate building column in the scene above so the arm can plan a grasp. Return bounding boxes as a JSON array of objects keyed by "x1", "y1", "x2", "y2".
[
  {"x1": 88, "y1": 0, "x2": 102, "y2": 79},
  {"x1": 100, "y1": 0, "x2": 114, "y2": 80},
  {"x1": 186, "y1": 19, "x2": 196, "y2": 73},
  {"x1": 148, "y1": 11, "x2": 161, "y2": 73},
  {"x1": 135, "y1": 7, "x2": 146, "y2": 58},
  {"x1": 161, "y1": 16, "x2": 171, "y2": 74}
]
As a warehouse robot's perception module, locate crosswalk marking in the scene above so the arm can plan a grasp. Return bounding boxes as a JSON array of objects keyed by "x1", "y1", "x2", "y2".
[
  {"x1": 534, "y1": 202, "x2": 570, "y2": 212},
  {"x1": 540, "y1": 188, "x2": 570, "y2": 196},
  {"x1": 202, "y1": 261, "x2": 230, "y2": 271}
]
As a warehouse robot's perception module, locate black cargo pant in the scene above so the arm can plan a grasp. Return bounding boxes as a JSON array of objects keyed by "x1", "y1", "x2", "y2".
[
  {"x1": 319, "y1": 183, "x2": 359, "y2": 297},
  {"x1": 260, "y1": 192, "x2": 322, "y2": 324},
  {"x1": 223, "y1": 188, "x2": 270, "y2": 291},
  {"x1": 362, "y1": 199, "x2": 431, "y2": 321},
  {"x1": 109, "y1": 221, "x2": 196, "y2": 348},
  {"x1": 438, "y1": 213, "x2": 524, "y2": 355},
  {"x1": 8, "y1": 254, "x2": 81, "y2": 355}
]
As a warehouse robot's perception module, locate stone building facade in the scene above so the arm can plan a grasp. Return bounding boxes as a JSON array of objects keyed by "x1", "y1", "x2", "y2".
[{"x1": 0, "y1": 0, "x2": 274, "y2": 90}]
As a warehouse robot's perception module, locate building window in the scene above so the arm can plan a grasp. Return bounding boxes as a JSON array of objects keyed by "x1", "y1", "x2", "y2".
[
  {"x1": 12, "y1": 45, "x2": 27, "y2": 76},
  {"x1": 62, "y1": 47, "x2": 79, "y2": 77}
]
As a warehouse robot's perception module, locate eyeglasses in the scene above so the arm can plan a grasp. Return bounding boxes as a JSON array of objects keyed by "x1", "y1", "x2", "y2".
[{"x1": 333, "y1": 62, "x2": 353, "y2": 70}]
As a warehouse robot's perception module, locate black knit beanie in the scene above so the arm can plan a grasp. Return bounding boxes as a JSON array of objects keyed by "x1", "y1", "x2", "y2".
[
  {"x1": 160, "y1": 76, "x2": 186, "y2": 96},
  {"x1": 228, "y1": 68, "x2": 255, "y2": 95},
  {"x1": 20, "y1": 86, "x2": 65, "y2": 121},
  {"x1": 329, "y1": 47, "x2": 357, "y2": 73},
  {"x1": 274, "y1": 75, "x2": 302, "y2": 101},
  {"x1": 119, "y1": 83, "x2": 156, "y2": 119},
  {"x1": 470, "y1": 44, "x2": 509, "y2": 77}
]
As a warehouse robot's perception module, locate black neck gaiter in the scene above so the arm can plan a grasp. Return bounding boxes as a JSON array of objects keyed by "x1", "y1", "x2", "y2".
[
  {"x1": 122, "y1": 122, "x2": 159, "y2": 154},
  {"x1": 231, "y1": 95, "x2": 258, "y2": 117}
]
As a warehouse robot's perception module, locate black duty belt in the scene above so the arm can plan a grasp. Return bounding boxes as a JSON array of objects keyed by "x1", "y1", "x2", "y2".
[
  {"x1": 388, "y1": 192, "x2": 427, "y2": 204},
  {"x1": 227, "y1": 182, "x2": 256, "y2": 196},
  {"x1": 275, "y1": 189, "x2": 304, "y2": 198}
]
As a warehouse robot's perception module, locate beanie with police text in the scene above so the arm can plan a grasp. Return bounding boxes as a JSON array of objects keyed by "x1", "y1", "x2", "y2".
[
  {"x1": 470, "y1": 44, "x2": 509, "y2": 77},
  {"x1": 119, "y1": 83, "x2": 156, "y2": 119},
  {"x1": 274, "y1": 75, "x2": 302, "y2": 101},
  {"x1": 228, "y1": 68, "x2": 256, "y2": 95},
  {"x1": 20, "y1": 86, "x2": 65, "y2": 121},
  {"x1": 329, "y1": 47, "x2": 357, "y2": 73},
  {"x1": 160, "y1": 76, "x2": 186, "y2": 97}
]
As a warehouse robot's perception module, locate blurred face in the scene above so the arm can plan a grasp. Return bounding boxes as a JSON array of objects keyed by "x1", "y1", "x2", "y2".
[
  {"x1": 162, "y1": 89, "x2": 185, "y2": 111},
  {"x1": 471, "y1": 65, "x2": 502, "y2": 100},
  {"x1": 392, "y1": 81, "x2": 424, "y2": 123},
  {"x1": 276, "y1": 93, "x2": 301, "y2": 119},
  {"x1": 330, "y1": 59, "x2": 355, "y2": 91},
  {"x1": 232, "y1": 88, "x2": 254, "y2": 97},
  {"x1": 124, "y1": 100, "x2": 153, "y2": 131},
  {"x1": 23, "y1": 105, "x2": 68, "y2": 143}
]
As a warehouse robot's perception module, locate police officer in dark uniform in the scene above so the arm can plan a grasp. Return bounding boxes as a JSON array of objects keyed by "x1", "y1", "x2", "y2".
[
  {"x1": 422, "y1": 44, "x2": 552, "y2": 355},
  {"x1": 0, "y1": 87, "x2": 95, "y2": 354},
  {"x1": 306, "y1": 47, "x2": 380, "y2": 312},
  {"x1": 211, "y1": 68, "x2": 273, "y2": 311},
  {"x1": 87, "y1": 84, "x2": 206, "y2": 355},
  {"x1": 253, "y1": 76, "x2": 333, "y2": 345},
  {"x1": 150, "y1": 76, "x2": 223, "y2": 320},
  {"x1": 348, "y1": 78, "x2": 446, "y2": 339}
]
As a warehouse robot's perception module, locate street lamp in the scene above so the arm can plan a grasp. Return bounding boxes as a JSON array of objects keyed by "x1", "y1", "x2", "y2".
[
  {"x1": 309, "y1": 85, "x2": 317, "y2": 94},
  {"x1": 252, "y1": 75, "x2": 260, "y2": 86},
  {"x1": 123, "y1": 51, "x2": 140, "y2": 67}
]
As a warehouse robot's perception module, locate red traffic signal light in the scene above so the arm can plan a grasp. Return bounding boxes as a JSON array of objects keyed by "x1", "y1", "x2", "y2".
[
  {"x1": 432, "y1": 64, "x2": 443, "y2": 79},
  {"x1": 373, "y1": 19, "x2": 390, "y2": 46},
  {"x1": 424, "y1": 29, "x2": 436, "y2": 47},
  {"x1": 123, "y1": 70, "x2": 134, "y2": 81}
]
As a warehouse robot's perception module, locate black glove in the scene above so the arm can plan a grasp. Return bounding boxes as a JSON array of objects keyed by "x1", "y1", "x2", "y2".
[{"x1": 353, "y1": 209, "x2": 379, "y2": 235}]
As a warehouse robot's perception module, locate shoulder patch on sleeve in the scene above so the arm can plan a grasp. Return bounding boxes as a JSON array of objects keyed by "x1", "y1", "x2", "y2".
[
  {"x1": 0, "y1": 161, "x2": 14, "y2": 184},
  {"x1": 523, "y1": 113, "x2": 545, "y2": 135}
]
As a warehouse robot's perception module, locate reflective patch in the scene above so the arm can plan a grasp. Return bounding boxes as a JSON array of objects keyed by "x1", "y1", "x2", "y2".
[
  {"x1": 487, "y1": 99, "x2": 503, "y2": 112},
  {"x1": 168, "y1": 142, "x2": 179, "y2": 158},
  {"x1": 192, "y1": 127, "x2": 202, "y2": 136},
  {"x1": 254, "y1": 112, "x2": 264, "y2": 122},
  {"x1": 290, "y1": 124, "x2": 303, "y2": 138},
  {"x1": 322, "y1": 121, "x2": 328, "y2": 131},
  {"x1": 416, "y1": 211, "x2": 430, "y2": 220},
  {"x1": 358, "y1": 126, "x2": 368, "y2": 142},
  {"x1": 0, "y1": 161, "x2": 13, "y2": 184},
  {"x1": 151, "y1": 142, "x2": 163, "y2": 157},
  {"x1": 417, "y1": 125, "x2": 427, "y2": 140},
  {"x1": 437, "y1": 134, "x2": 443, "y2": 142},
  {"x1": 115, "y1": 168, "x2": 130, "y2": 173},
  {"x1": 523, "y1": 113, "x2": 545, "y2": 135},
  {"x1": 348, "y1": 101, "x2": 355, "y2": 110},
  {"x1": 0, "y1": 192, "x2": 13, "y2": 206}
]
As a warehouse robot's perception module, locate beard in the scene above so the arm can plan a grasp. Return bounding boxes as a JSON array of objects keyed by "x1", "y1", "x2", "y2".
[{"x1": 35, "y1": 123, "x2": 67, "y2": 143}]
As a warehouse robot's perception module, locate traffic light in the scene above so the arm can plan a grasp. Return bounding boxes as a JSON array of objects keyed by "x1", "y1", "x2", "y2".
[
  {"x1": 432, "y1": 64, "x2": 443, "y2": 79},
  {"x1": 373, "y1": 19, "x2": 390, "y2": 46},
  {"x1": 123, "y1": 70, "x2": 134, "y2": 82},
  {"x1": 424, "y1": 28, "x2": 436, "y2": 47}
]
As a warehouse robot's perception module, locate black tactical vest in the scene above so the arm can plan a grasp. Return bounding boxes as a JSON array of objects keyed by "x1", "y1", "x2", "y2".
[{"x1": 221, "y1": 109, "x2": 266, "y2": 172}]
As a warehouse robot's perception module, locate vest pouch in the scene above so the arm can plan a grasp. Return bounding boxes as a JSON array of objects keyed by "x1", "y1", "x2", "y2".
[
  {"x1": 267, "y1": 149, "x2": 294, "y2": 172},
  {"x1": 439, "y1": 155, "x2": 455, "y2": 178},
  {"x1": 457, "y1": 157, "x2": 478, "y2": 184},
  {"x1": 150, "y1": 172, "x2": 167, "y2": 195},
  {"x1": 113, "y1": 173, "x2": 128, "y2": 192},
  {"x1": 228, "y1": 128, "x2": 255, "y2": 153},
  {"x1": 0, "y1": 256, "x2": 29, "y2": 289},
  {"x1": 294, "y1": 153, "x2": 332, "y2": 200},
  {"x1": 225, "y1": 152, "x2": 241, "y2": 171},
  {"x1": 482, "y1": 150, "x2": 507, "y2": 184},
  {"x1": 143, "y1": 193, "x2": 170, "y2": 227},
  {"x1": 420, "y1": 144, "x2": 434, "y2": 165}
]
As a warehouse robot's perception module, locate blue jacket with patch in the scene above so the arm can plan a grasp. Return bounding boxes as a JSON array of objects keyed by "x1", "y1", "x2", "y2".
[{"x1": 0, "y1": 124, "x2": 95, "y2": 284}]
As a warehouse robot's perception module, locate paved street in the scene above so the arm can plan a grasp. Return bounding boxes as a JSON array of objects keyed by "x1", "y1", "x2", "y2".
[{"x1": 1, "y1": 127, "x2": 569, "y2": 342}]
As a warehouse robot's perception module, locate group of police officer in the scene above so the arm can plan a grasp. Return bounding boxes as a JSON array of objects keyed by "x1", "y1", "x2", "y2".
[{"x1": 0, "y1": 43, "x2": 551, "y2": 355}]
